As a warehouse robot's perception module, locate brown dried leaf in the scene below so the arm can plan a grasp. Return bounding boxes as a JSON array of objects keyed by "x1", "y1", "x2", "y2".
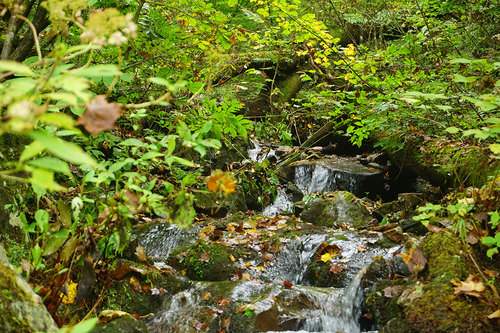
[
  {"x1": 488, "y1": 310, "x2": 500, "y2": 319},
  {"x1": 452, "y1": 274, "x2": 485, "y2": 297},
  {"x1": 129, "y1": 276, "x2": 142, "y2": 293},
  {"x1": 77, "y1": 95, "x2": 123, "y2": 134},
  {"x1": 201, "y1": 292, "x2": 211, "y2": 301},
  {"x1": 199, "y1": 252, "x2": 211, "y2": 263},
  {"x1": 262, "y1": 253, "x2": 274, "y2": 262},
  {"x1": 383, "y1": 285, "x2": 404, "y2": 298},
  {"x1": 402, "y1": 247, "x2": 427, "y2": 274},
  {"x1": 329, "y1": 263, "x2": 347, "y2": 275},
  {"x1": 241, "y1": 272, "x2": 251, "y2": 281},
  {"x1": 135, "y1": 245, "x2": 147, "y2": 262},
  {"x1": 283, "y1": 280, "x2": 293, "y2": 289}
]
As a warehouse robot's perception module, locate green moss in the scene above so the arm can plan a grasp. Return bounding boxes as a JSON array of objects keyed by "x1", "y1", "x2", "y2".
[
  {"x1": 404, "y1": 282, "x2": 494, "y2": 332},
  {"x1": 305, "y1": 261, "x2": 347, "y2": 287},
  {"x1": 421, "y1": 232, "x2": 468, "y2": 281},
  {"x1": 365, "y1": 279, "x2": 407, "y2": 328},
  {"x1": 170, "y1": 242, "x2": 235, "y2": 281},
  {"x1": 103, "y1": 271, "x2": 192, "y2": 316}
]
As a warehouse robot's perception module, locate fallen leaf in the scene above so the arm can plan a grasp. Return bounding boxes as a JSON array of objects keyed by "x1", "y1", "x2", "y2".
[
  {"x1": 488, "y1": 310, "x2": 500, "y2": 319},
  {"x1": 199, "y1": 252, "x2": 211, "y2": 263},
  {"x1": 451, "y1": 274, "x2": 485, "y2": 297},
  {"x1": 329, "y1": 263, "x2": 347, "y2": 275},
  {"x1": 77, "y1": 95, "x2": 123, "y2": 134},
  {"x1": 383, "y1": 285, "x2": 404, "y2": 298},
  {"x1": 229, "y1": 254, "x2": 236, "y2": 262},
  {"x1": 241, "y1": 272, "x2": 251, "y2": 281},
  {"x1": 130, "y1": 276, "x2": 142, "y2": 293},
  {"x1": 283, "y1": 280, "x2": 293, "y2": 289},
  {"x1": 262, "y1": 253, "x2": 274, "y2": 261},
  {"x1": 357, "y1": 245, "x2": 367, "y2": 252},
  {"x1": 135, "y1": 246, "x2": 147, "y2": 262},
  {"x1": 236, "y1": 303, "x2": 257, "y2": 313},
  {"x1": 193, "y1": 322, "x2": 210, "y2": 331},
  {"x1": 99, "y1": 309, "x2": 132, "y2": 323},
  {"x1": 320, "y1": 252, "x2": 333, "y2": 263},
  {"x1": 221, "y1": 317, "x2": 231, "y2": 329},
  {"x1": 316, "y1": 242, "x2": 342, "y2": 263},
  {"x1": 217, "y1": 297, "x2": 231, "y2": 307},
  {"x1": 201, "y1": 292, "x2": 211, "y2": 301},
  {"x1": 402, "y1": 247, "x2": 427, "y2": 274}
]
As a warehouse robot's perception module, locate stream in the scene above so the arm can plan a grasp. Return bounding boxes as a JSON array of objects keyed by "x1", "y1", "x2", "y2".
[{"x1": 137, "y1": 140, "x2": 410, "y2": 332}]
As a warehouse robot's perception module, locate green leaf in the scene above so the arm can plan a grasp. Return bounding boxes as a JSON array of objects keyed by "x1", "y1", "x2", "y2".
[
  {"x1": 228, "y1": 0, "x2": 238, "y2": 6},
  {"x1": 43, "y1": 92, "x2": 78, "y2": 106},
  {"x1": 43, "y1": 229, "x2": 70, "y2": 256},
  {"x1": 0, "y1": 60, "x2": 34, "y2": 76},
  {"x1": 30, "y1": 131, "x2": 97, "y2": 167},
  {"x1": 482, "y1": 236, "x2": 498, "y2": 247},
  {"x1": 453, "y1": 74, "x2": 477, "y2": 83},
  {"x1": 120, "y1": 138, "x2": 144, "y2": 146},
  {"x1": 32, "y1": 244, "x2": 42, "y2": 266},
  {"x1": 445, "y1": 127, "x2": 461, "y2": 134},
  {"x1": 39, "y1": 113, "x2": 76, "y2": 129},
  {"x1": 20, "y1": 141, "x2": 46, "y2": 162},
  {"x1": 58, "y1": 318, "x2": 98, "y2": 333},
  {"x1": 486, "y1": 247, "x2": 499, "y2": 258},
  {"x1": 35, "y1": 209, "x2": 50, "y2": 233},
  {"x1": 29, "y1": 167, "x2": 65, "y2": 191},
  {"x1": 28, "y1": 157, "x2": 71, "y2": 175},
  {"x1": 489, "y1": 144, "x2": 500, "y2": 155},
  {"x1": 57, "y1": 200, "x2": 72, "y2": 228},
  {"x1": 73, "y1": 64, "x2": 121, "y2": 78}
]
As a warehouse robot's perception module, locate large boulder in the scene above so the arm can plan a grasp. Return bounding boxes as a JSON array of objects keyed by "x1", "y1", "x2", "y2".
[
  {"x1": 0, "y1": 246, "x2": 58, "y2": 332},
  {"x1": 300, "y1": 191, "x2": 372, "y2": 228}
]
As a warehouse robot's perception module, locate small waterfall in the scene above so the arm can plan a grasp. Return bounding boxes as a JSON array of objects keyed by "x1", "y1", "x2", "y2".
[
  {"x1": 135, "y1": 224, "x2": 197, "y2": 268},
  {"x1": 301, "y1": 269, "x2": 365, "y2": 333},
  {"x1": 262, "y1": 187, "x2": 294, "y2": 216},
  {"x1": 261, "y1": 234, "x2": 327, "y2": 284}
]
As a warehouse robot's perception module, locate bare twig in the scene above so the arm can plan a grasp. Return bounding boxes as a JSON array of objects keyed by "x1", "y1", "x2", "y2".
[{"x1": 15, "y1": 14, "x2": 42, "y2": 61}]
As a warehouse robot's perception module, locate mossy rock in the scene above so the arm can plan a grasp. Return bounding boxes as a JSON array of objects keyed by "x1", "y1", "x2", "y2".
[
  {"x1": 365, "y1": 279, "x2": 409, "y2": 330},
  {"x1": 92, "y1": 315, "x2": 149, "y2": 333},
  {"x1": 421, "y1": 232, "x2": 469, "y2": 281},
  {"x1": 103, "y1": 271, "x2": 192, "y2": 316},
  {"x1": 170, "y1": 243, "x2": 236, "y2": 281},
  {"x1": 0, "y1": 246, "x2": 58, "y2": 332},
  {"x1": 300, "y1": 191, "x2": 372, "y2": 228},
  {"x1": 403, "y1": 281, "x2": 495, "y2": 332},
  {"x1": 305, "y1": 261, "x2": 348, "y2": 287}
]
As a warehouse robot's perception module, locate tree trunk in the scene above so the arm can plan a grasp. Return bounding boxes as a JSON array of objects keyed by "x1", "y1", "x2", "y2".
[{"x1": 9, "y1": 0, "x2": 50, "y2": 62}]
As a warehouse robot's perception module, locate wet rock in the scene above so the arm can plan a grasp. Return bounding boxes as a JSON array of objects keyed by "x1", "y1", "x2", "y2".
[
  {"x1": 285, "y1": 182, "x2": 303, "y2": 203},
  {"x1": 382, "y1": 225, "x2": 405, "y2": 243},
  {"x1": 286, "y1": 157, "x2": 385, "y2": 199},
  {"x1": 361, "y1": 257, "x2": 391, "y2": 293},
  {"x1": 92, "y1": 315, "x2": 149, "y2": 333},
  {"x1": 0, "y1": 246, "x2": 58, "y2": 333},
  {"x1": 130, "y1": 222, "x2": 199, "y2": 267},
  {"x1": 398, "y1": 216, "x2": 428, "y2": 235},
  {"x1": 300, "y1": 191, "x2": 372, "y2": 228},
  {"x1": 103, "y1": 270, "x2": 193, "y2": 317},
  {"x1": 169, "y1": 243, "x2": 236, "y2": 281}
]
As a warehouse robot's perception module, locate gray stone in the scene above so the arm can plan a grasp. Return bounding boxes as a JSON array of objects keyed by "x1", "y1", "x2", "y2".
[
  {"x1": 0, "y1": 246, "x2": 58, "y2": 332},
  {"x1": 300, "y1": 191, "x2": 372, "y2": 228}
]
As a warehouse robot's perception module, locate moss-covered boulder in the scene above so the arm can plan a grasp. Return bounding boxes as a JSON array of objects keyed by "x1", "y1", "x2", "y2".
[
  {"x1": 92, "y1": 315, "x2": 149, "y2": 333},
  {"x1": 0, "y1": 246, "x2": 58, "y2": 332},
  {"x1": 103, "y1": 270, "x2": 192, "y2": 317},
  {"x1": 365, "y1": 232, "x2": 498, "y2": 332},
  {"x1": 169, "y1": 242, "x2": 236, "y2": 281},
  {"x1": 300, "y1": 191, "x2": 372, "y2": 228},
  {"x1": 193, "y1": 186, "x2": 248, "y2": 217}
]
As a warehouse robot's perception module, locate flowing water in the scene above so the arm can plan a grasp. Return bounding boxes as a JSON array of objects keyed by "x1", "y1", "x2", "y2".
[{"x1": 141, "y1": 141, "x2": 402, "y2": 332}]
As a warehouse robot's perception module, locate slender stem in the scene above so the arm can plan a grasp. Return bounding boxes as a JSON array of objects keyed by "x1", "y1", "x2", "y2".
[
  {"x1": 126, "y1": 91, "x2": 172, "y2": 109},
  {"x1": 15, "y1": 14, "x2": 43, "y2": 61}
]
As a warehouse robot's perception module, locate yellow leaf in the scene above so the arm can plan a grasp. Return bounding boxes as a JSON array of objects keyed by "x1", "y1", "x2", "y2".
[
  {"x1": 61, "y1": 280, "x2": 78, "y2": 304},
  {"x1": 229, "y1": 254, "x2": 236, "y2": 262},
  {"x1": 320, "y1": 252, "x2": 332, "y2": 262},
  {"x1": 488, "y1": 309, "x2": 500, "y2": 319}
]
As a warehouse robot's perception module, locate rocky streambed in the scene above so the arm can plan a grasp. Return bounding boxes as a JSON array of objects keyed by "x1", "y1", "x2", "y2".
[{"x1": 89, "y1": 140, "x2": 498, "y2": 333}]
